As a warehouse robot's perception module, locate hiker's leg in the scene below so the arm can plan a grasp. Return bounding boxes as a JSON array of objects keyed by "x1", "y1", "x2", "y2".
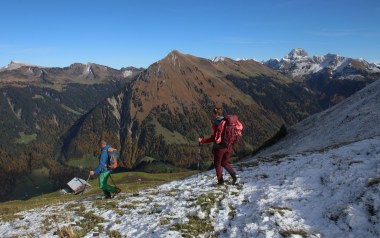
[
  {"x1": 221, "y1": 147, "x2": 236, "y2": 177},
  {"x1": 213, "y1": 148, "x2": 224, "y2": 183},
  {"x1": 99, "y1": 170, "x2": 116, "y2": 193},
  {"x1": 98, "y1": 175, "x2": 110, "y2": 198}
]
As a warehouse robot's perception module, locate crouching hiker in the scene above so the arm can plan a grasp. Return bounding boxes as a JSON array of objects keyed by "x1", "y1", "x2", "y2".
[
  {"x1": 198, "y1": 106, "x2": 243, "y2": 185},
  {"x1": 90, "y1": 139, "x2": 121, "y2": 199}
]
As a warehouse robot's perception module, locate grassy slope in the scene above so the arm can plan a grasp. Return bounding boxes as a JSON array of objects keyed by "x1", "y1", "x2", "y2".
[{"x1": 0, "y1": 171, "x2": 197, "y2": 221}]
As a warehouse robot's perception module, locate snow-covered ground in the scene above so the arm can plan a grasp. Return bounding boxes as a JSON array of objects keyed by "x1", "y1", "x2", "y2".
[
  {"x1": 0, "y1": 81, "x2": 379, "y2": 237},
  {"x1": 0, "y1": 137, "x2": 379, "y2": 238}
]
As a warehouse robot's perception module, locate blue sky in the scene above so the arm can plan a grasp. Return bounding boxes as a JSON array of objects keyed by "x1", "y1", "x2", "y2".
[{"x1": 0, "y1": 0, "x2": 379, "y2": 69}]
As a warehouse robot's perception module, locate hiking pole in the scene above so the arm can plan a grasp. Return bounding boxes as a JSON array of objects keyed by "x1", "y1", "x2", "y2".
[
  {"x1": 197, "y1": 135, "x2": 204, "y2": 185},
  {"x1": 109, "y1": 173, "x2": 122, "y2": 197},
  {"x1": 198, "y1": 135, "x2": 204, "y2": 171},
  {"x1": 198, "y1": 138, "x2": 202, "y2": 171},
  {"x1": 109, "y1": 174, "x2": 117, "y2": 188}
]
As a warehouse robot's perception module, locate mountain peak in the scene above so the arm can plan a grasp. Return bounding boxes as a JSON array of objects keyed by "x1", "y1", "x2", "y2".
[
  {"x1": 10, "y1": 60, "x2": 24, "y2": 64},
  {"x1": 162, "y1": 50, "x2": 185, "y2": 61},
  {"x1": 1, "y1": 60, "x2": 37, "y2": 71},
  {"x1": 157, "y1": 50, "x2": 197, "y2": 70},
  {"x1": 167, "y1": 49, "x2": 185, "y2": 58},
  {"x1": 286, "y1": 48, "x2": 309, "y2": 59}
]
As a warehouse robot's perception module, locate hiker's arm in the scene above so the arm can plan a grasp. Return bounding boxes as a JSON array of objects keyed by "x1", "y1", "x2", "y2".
[
  {"x1": 200, "y1": 136, "x2": 214, "y2": 144},
  {"x1": 93, "y1": 151, "x2": 108, "y2": 175},
  {"x1": 199, "y1": 123, "x2": 219, "y2": 144}
]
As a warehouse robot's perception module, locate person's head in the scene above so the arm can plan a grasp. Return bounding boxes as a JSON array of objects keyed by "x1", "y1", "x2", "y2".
[
  {"x1": 213, "y1": 107, "x2": 223, "y2": 117},
  {"x1": 98, "y1": 139, "x2": 107, "y2": 148}
]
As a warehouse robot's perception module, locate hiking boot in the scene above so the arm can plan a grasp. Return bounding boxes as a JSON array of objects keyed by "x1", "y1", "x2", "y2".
[
  {"x1": 104, "y1": 191, "x2": 112, "y2": 199},
  {"x1": 232, "y1": 174, "x2": 238, "y2": 185},
  {"x1": 217, "y1": 179, "x2": 225, "y2": 186}
]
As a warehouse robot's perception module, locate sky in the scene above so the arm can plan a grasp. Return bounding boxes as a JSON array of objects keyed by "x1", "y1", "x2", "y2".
[{"x1": 0, "y1": 0, "x2": 379, "y2": 69}]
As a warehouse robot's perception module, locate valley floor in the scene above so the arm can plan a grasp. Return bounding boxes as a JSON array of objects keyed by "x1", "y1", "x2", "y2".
[{"x1": 1, "y1": 137, "x2": 379, "y2": 237}]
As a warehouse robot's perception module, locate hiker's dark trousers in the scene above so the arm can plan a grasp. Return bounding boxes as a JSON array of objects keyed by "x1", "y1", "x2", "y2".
[{"x1": 213, "y1": 146, "x2": 236, "y2": 183}]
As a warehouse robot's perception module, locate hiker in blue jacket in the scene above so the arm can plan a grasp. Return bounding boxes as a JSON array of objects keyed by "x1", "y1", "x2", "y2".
[{"x1": 90, "y1": 139, "x2": 120, "y2": 199}]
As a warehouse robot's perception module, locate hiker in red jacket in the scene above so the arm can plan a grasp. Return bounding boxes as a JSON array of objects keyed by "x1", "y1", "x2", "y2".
[{"x1": 198, "y1": 107, "x2": 240, "y2": 185}]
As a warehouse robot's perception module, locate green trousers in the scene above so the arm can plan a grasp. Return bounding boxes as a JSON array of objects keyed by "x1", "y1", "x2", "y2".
[{"x1": 98, "y1": 170, "x2": 116, "y2": 193}]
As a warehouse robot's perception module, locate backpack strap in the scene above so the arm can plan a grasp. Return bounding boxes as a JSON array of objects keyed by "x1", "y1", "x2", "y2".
[
  {"x1": 101, "y1": 147, "x2": 110, "y2": 172},
  {"x1": 214, "y1": 117, "x2": 226, "y2": 145}
]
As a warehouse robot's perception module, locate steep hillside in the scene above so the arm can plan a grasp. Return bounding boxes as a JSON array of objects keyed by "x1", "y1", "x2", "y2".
[{"x1": 256, "y1": 79, "x2": 380, "y2": 156}]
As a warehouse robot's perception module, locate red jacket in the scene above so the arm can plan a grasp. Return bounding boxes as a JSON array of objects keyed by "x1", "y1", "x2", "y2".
[
  {"x1": 200, "y1": 119, "x2": 221, "y2": 144},
  {"x1": 200, "y1": 116, "x2": 243, "y2": 146}
]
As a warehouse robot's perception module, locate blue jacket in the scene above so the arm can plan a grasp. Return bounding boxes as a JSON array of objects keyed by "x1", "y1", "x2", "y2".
[{"x1": 94, "y1": 145, "x2": 111, "y2": 175}]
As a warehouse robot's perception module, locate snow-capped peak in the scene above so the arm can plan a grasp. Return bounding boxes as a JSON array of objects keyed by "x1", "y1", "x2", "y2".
[
  {"x1": 264, "y1": 49, "x2": 380, "y2": 77},
  {"x1": 285, "y1": 48, "x2": 309, "y2": 60}
]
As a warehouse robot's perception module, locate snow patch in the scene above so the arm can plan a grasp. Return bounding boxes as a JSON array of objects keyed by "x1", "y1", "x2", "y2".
[
  {"x1": 84, "y1": 64, "x2": 91, "y2": 75},
  {"x1": 123, "y1": 70, "x2": 133, "y2": 77},
  {"x1": 107, "y1": 95, "x2": 122, "y2": 122},
  {"x1": 211, "y1": 56, "x2": 225, "y2": 62}
]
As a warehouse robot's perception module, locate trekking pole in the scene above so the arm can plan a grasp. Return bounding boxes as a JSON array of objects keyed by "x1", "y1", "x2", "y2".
[
  {"x1": 109, "y1": 173, "x2": 122, "y2": 197},
  {"x1": 198, "y1": 142, "x2": 201, "y2": 171},
  {"x1": 198, "y1": 136, "x2": 203, "y2": 171},
  {"x1": 109, "y1": 174, "x2": 117, "y2": 188},
  {"x1": 197, "y1": 135, "x2": 204, "y2": 185}
]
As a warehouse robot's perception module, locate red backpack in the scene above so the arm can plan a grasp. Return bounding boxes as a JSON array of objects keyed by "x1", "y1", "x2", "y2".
[{"x1": 215, "y1": 115, "x2": 243, "y2": 146}]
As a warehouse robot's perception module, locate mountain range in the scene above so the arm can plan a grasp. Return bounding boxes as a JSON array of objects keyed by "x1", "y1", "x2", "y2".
[
  {"x1": 263, "y1": 48, "x2": 380, "y2": 78},
  {"x1": 264, "y1": 48, "x2": 380, "y2": 109},
  {"x1": 0, "y1": 48, "x2": 378, "y2": 201}
]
